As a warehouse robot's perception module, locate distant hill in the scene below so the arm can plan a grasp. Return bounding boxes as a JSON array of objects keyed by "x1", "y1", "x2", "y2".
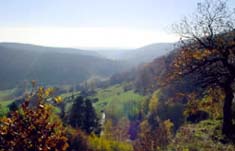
[
  {"x1": 0, "y1": 43, "x2": 127, "y2": 90},
  {"x1": 98, "y1": 43, "x2": 174, "y2": 66},
  {"x1": 123, "y1": 43, "x2": 174, "y2": 65},
  {"x1": 0, "y1": 42, "x2": 102, "y2": 57}
]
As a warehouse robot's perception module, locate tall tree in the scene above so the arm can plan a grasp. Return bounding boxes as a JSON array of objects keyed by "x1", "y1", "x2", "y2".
[
  {"x1": 67, "y1": 96, "x2": 100, "y2": 134},
  {"x1": 170, "y1": 0, "x2": 235, "y2": 137}
]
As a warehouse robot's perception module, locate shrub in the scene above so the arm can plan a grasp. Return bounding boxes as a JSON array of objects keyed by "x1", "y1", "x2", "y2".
[{"x1": 0, "y1": 87, "x2": 69, "y2": 151}]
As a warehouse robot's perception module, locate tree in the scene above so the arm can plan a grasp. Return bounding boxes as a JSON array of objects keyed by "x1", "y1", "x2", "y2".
[
  {"x1": 0, "y1": 87, "x2": 69, "y2": 151},
  {"x1": 66, "y1": 128, "x2": 91, "y2": 151},
  {"x1": 134, "y1": 119, "x2": 173, "y2": 151},
  {"x1": 173, "y1": 0, "x2": 234, "y2": 49},
  {"x1": 67, "y1": 96, "x2": 100, "y2": 134},
  {"x1": 170, "y1": 0, "x2": 235, "y2": 137}
]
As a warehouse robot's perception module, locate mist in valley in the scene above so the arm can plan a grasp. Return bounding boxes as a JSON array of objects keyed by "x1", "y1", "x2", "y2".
[{"x1": 0, "y1": 0, "x2": 235, "y2": 151}]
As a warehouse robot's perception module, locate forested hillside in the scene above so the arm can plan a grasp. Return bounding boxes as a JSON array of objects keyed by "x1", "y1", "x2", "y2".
[
  {"x1": 98, "y1": 43, "x2": 173, "y2": 66},
  {"x1": 0, "y1": 43, "x2": 127, "y2": 90},
  {"x1": 0, "y1": 0, "x2": 235, "y2": 151}
]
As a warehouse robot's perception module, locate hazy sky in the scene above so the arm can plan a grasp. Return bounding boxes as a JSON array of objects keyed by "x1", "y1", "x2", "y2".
[{"x1": 0, "y1": 0, "x2": 234, "y2": 48}]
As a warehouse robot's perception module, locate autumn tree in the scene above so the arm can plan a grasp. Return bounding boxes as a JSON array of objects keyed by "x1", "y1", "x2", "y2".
[
  {"x1": 0, "y1": 87, "x2": 68, "y2": 151},
  {"x1": 134, "y1": 119, "x2": 173, "y2": 151},
  {"x1": 170, "y1": 0, "x2": 235, "y2": 137}
]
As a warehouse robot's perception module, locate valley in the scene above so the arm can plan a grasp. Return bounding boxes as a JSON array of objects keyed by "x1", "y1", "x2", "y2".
[{"x1": 0, "y1": 0, "x2": 235, "y2": 150}]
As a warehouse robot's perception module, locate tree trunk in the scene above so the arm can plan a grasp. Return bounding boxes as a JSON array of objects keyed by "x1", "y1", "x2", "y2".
[{"x1": 222, "y1": 85, "x2": 234, "y2": 137}]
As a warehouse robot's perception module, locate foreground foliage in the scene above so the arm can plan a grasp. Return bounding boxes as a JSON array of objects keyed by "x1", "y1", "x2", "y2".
[{"x1": 0, "y1": 87, "x2": 69, "y2": 151}]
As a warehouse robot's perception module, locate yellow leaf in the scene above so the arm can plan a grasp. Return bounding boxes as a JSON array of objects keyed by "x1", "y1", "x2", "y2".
[{"x1": 54, "y1": 96, "x2": 63, "y2": 103}]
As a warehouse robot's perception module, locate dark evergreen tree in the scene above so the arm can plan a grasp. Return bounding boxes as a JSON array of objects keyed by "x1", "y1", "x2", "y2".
[{"x1": 67, "y1": 96, "x2": 100, "y2": 134}]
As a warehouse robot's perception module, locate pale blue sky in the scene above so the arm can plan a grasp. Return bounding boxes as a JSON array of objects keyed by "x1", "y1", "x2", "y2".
[{"x1": 0, "y1": 0, "x2": 234, "y2": 48}]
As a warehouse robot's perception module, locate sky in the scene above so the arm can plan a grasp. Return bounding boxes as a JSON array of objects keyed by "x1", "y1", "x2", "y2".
[{"x1": 0, "y1": 0, "x2": 234, "y2": 49}]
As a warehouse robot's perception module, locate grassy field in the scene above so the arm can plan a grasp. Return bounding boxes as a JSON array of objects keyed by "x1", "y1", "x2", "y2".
[
  {"x1": 0, "y1": 88, "x2": 16, "y2": 114},
  {"x1": 0, "y1": 99, "x2": 14, "y2": 107},
  {"x1": 60, "y1": 91, "x2": 80, "y2": 99},
  {"x1": 0, "y1": 100, "x2": 13, "y2": 117},
  {"x1": 0, "y1": 88, "x2": 16, "y2": 100},
  {"x1": 93, "y1": 83, "x2": 146, "y2": 120}
]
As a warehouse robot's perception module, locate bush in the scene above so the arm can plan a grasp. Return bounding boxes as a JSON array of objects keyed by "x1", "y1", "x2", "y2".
[
  {"x1": 88, "y1": 134, "x2": 133, "y2": 151},
  {"x1": 0, "y1": 87, "x2": 69, "y2": 151}
]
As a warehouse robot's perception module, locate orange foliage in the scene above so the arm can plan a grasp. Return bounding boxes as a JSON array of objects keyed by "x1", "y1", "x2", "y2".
[{"x1": 0, "y1": 87, "x2": 69, "y2": 151}]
